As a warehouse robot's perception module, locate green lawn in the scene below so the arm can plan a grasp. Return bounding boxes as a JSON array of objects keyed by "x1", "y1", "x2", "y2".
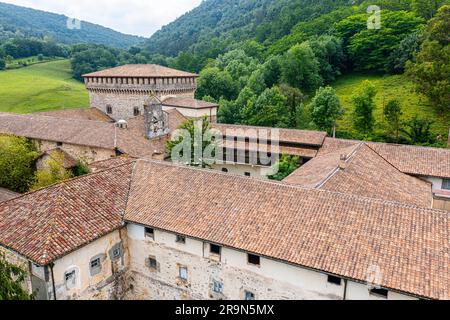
[
  {"x1": 0, "y1": 60, "x2": 89, "y2": 114},
  {"x1": 332, "y1": 73, "x2": 450, "y2": 142}
]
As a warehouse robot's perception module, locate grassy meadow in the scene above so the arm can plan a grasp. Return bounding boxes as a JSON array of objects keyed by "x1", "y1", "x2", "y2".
[
  {"x1": 0, "y1": 59, "x2": 89, "y2": 114},
  {"x1": 331, "y1": 73, "x2": 449, "y2": 142}
]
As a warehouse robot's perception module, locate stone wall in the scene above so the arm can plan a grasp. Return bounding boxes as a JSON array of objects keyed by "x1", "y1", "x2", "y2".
[
  {"x1": 88, "y1": 88, "x2": 195, "y2": 121},
  {"x1": 47, "y1": 228, "x2": 130, "y2": 300},
  {"x1": 125, "y1": 224, "x2": 417, "y2": 301},
  {"x1": 38, "y1": 140, "x2": 116, "y2": 164}
]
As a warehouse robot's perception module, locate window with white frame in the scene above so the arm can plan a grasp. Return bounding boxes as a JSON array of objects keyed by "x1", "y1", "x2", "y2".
[
  {"x1": 64, "y1": 270, "x2": 76, "y2": 289},
  {"x1": 179, "y1": 266, "x2": 188, "y2": 281}
]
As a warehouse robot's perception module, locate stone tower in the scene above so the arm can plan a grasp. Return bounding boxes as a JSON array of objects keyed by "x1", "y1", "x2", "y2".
[
  {"x1": 143, "y1": 96, "x2": 170, "y2": 140},
  {"x1": 83, "y1": 64, "x2": 198, "y2": 121}
]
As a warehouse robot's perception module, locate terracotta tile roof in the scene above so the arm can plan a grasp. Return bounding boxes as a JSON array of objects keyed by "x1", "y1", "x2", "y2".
[
  {"x1": 89, "y1": 156, "x2": 137, "y2": 173},
  {"x1": 0, "y1": 112, "x2": 185, "y2": 159},
  {"x1": 124, "y1": 160, "x2": 450, "y2": 300},
  {"x1": 212, "y1": 123, "x2": 327, "y2": 147},
  {"x1": 163, "y1": 97, "x2": 218, "y2": 109},
  {"x1": 0, "y1": 188, "x2": 19, "y2": 203},
  {"x1": 320, "y1": 138, "x2": 450, "y2": 179},
  {"x1": 0, "y1": 162, "x2": 135, "y2": 265},
  {"x1": 220, "y1": 139, "x2": 318, "y2": 159},
  {"x1": 35, "y1": 108, "x2": 113, "y2": 122},
  {"x1": 285, "y1": 143, "x2": 433, "y2": 208},
  {"x1": 284, "y1": 144, "x2": 360, "y2": 188},
  {"x1": 83, "y1": 64, "x2": 198, "y2": 78}
]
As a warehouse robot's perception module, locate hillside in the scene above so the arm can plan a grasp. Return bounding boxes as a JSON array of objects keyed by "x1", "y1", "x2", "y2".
[
  {"x1": 332, "y1": 74, "x2": 450, "y2": 141},
  {"x1": 0, "y1": 60, "x2": 88, "y2": 113},
  {"x1": 0, "y1": 2, "x2": 144, "y2": 49},
  {"x1": 144, "y1": 0, "x2": 355, "y2": 57}
]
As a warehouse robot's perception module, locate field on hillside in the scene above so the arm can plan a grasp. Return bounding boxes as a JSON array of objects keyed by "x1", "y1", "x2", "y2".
[
  {"x1": 331, "y1": 73, "x2": 450, "y2": 142},
  {"x1": 0, "y1": 60, "x2": 89, "y2": 114}
]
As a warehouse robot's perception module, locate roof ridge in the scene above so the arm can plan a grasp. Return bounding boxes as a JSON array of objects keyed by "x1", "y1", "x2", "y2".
[
  {"x1": 0, "y1": 111, "x2": 114, "y2": 125},
  {"x1": 135, "y1": 159, "x2": 450, "y2": 215}
]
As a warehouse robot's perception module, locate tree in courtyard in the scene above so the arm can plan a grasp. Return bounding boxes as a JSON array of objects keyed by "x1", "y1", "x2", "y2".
[
  {"x1": 383, "y1": 99, "x2": 403, "y2": 142},
  {"x1": 31, "y1": 152, "x2": 73, "y2": 191},
  {"x1": 309, "y1": 86, "x2": 343, "y2": 135},
  {"x1": 0, "y1": 253, "x2": 33, "y2": 300},
  {"x1": 167, "y1": 116, "x2": 220, "y2": 168},
  {"x1": 352, "y1": 80, "x2": 377, "y2": 135},
  {"x1": 0, "y1": 134, "x2": 39, "y2": 193},
  {"x1": 268, "y1": 155, "x2": 300, "y2": 181}
]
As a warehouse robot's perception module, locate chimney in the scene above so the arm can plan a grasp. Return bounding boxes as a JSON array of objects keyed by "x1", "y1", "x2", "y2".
[
  {"x1": 151, "y1": 151, "x2": 165, "y2": 161},
  {"x1": 115, "y1": 120, "x2": 128, "y2": 129},
  {"x1": 339, "y1": 154, "x2": 347, "y2": 170}
]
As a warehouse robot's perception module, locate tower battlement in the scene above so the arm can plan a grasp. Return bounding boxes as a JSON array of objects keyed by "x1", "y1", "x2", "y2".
[{"x1": 83, "y1": 64, "x2": 198, "y2": 121}]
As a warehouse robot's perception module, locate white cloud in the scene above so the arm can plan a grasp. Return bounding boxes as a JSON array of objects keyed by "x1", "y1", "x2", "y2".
[{"x1": 2, "y1": 0, "x2": 202, "y2": 37}]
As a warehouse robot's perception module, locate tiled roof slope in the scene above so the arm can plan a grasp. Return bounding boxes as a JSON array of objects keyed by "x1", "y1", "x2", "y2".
[
  {"x1": 320, "y1": 138, "x2": 450, "y2": 179},
  {"x1": 0, "y1": 112, "x2": 185, "y2": 158},
  {"x1": 285, "y1": 143, "x2": 433, "y2": 208},
  {"x1": 125, "y1": 160, "x2": 450, "y2": 300},
  {"x1": 36, "y1": 108, "x2": 113, "y2": 122},
  {"x1": 284, "y1": 144, "x2": 360, "y2": 188},
  {"x1": 212, "y1": 123, "x2": 327, "y2": 147},
  {"x1": 0, "y1": 162, "x2": 134, "y2": 265},
  {"x1": 163, "y1": 97, "x2": 218, "y2": 109},
  {"x1": 83, "y1": 64, "x2": 198, "y2": 78},
  {"x1": 0, "y1": 188, "x2": 19, "y2": 203},
  {"x1": 89, "y1": 156, "x2": 137, "y2": 173}
]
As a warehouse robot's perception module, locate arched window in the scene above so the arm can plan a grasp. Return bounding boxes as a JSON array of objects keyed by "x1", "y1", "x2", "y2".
[
  {"x1": 134, "y1": 107, "x2": 140, "y2": 117},
  {"x1": 106, "y1": 105, "x2": 113, "y2": 115}
]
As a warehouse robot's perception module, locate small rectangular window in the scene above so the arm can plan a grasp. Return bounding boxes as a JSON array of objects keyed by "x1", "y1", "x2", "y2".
[
  {"x1": 245, "y1": 172, "x2": 251, "y2": 177},
  {"x1": 133, "y1": 107, "x2": 140, "y2": 117},
  {"x1": 90, "y1": 258, "x2": 100, "y2": 269},
  {"x1": 245, "y1": 291, "x2": 255, "y2": 301},
  {"x1": 149, "y1": 257, "x2": 157, "y2": 270},
  {"x1": 112, "y1": 247, "x2": 121, "y2": 260},
  {"x1": 247, "y1": 254, "x2": 260, "y2": 266},
  {"x1": 179, "y1": 266, "x2": 188, "y2": 280},
  {"x1": 443, "y1": 179, "x2": 450, "y2": 190},
  {"x1": 106, "y1": 105, "x2": 113, "y2": 115},
  {"x1": 327, "y1": 275, "x2": 342, "y2": 286},
  {"x1": 213, "y1": 280, "x2": 223, "y2": 294},
  {"x1": 210, "y1": 244, "x2": 221, "y2": 255},
  {"x1": 145, "y1": 227, "x2": 154, "y2": 239},
  {"x1": 89, "y1": 256, "x2": 102, "y2": 276},
  {"x1": 56, "y1": 142, "x2": 63, "y2": 147},
  {"x1": 370, "y1": 288, "x2": 388, "y2": 299},
  {"x1": 176, "y1": 235, "x2": 186, "y2": 244}
]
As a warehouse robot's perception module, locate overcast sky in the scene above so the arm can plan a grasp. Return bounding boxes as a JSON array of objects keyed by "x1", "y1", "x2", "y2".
[{"x1": 2, "y1": 0, "x2": 202, "y2": 37}]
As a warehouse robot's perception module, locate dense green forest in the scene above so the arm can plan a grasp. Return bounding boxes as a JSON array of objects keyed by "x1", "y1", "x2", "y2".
[{"x1": 0, "y1": 2, "x2": 143, "y2": 48}]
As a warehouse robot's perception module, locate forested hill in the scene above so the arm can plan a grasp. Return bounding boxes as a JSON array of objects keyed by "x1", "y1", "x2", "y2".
[
  {"x1": 0, "y1": 2, "x2": 144, "y2": 49},
  {"x1": 144, "y1": 0, "x2": 357, "y2": 57}
]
